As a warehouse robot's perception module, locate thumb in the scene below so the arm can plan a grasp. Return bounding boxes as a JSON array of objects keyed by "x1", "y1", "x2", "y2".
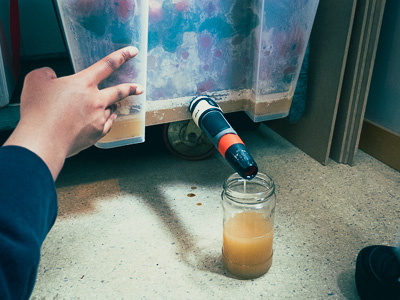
[
  {"x1": 102, "y1": 113, "x2": 118, "y2": 137},
  {"x1": 25, "y1": 67, "x2": 57, "y2": 84}
]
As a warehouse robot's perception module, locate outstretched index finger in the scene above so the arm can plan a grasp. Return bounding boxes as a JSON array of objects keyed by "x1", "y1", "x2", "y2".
[{"x1": 79, "y1": 46, "x2": 138, "y2": 85}]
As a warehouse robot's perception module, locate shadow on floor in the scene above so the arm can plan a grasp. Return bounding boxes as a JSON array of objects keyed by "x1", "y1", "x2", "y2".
[{"x1": 337, "y1": 267, "x2": 360, "y2": 299}]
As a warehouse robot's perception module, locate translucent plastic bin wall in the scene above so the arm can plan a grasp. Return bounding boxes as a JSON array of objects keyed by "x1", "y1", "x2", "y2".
[
  {"x1": 0, "y1": 2, "x2": 16, "y2": 107},
  {"x1": 0, "y1": 42, "x2": 13, "y2": 107},
  {"x1": 145, "y1": 0, "x2": 320, "y2": 124},
  {"x1": 54, "y1": 0, "x2": 149, "y2": 148},
  {"x1": 251, "y1": 0, "x2": 319, "y2": 121},
  {"x1": 56, "y1": 0, "x2": 319, "y2": 148}
]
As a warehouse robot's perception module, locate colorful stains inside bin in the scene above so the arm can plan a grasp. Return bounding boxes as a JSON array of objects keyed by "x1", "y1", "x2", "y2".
[
  {"x1": 55, "y1": 0, "x2": 319, "y2": 146},
  {"x1": 145, "y1": 0, "x2": 319, "y2": 122}
]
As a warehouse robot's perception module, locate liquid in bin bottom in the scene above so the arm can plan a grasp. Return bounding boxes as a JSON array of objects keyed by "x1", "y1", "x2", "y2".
[
  {"x1": 246, "y1": 95, "x2": 293, "y2": 122},
  {"x1": 98, "y1": 117, "x2": 144, "y2": 144}
]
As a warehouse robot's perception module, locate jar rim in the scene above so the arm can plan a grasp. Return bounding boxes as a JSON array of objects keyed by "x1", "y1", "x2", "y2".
[{"x1": 222, "y1": 172, "x2": 275, "y2": 204}]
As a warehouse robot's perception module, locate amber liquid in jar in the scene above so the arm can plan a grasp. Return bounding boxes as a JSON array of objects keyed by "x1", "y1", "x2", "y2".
[
  {"x1": 222, "y1": 211, "x2": 273, "y2": 279},
  {"x1": 222, "y1": 173, "x2": 276, "y2": 279}
]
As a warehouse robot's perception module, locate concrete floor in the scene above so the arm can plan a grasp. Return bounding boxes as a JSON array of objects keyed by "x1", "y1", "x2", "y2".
[{"x1": 30, "y1": 123, "x2": 400, "y2": 300}]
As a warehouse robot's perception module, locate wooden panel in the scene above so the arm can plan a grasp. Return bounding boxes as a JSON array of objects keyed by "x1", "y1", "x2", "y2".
[
  {"x1": 359, "y1": 120, "x2": 400, "y2": 171},
  {"x1": 330, "y1": 0, "x2": 386, "y2": 165},
  {"x1": 330, "y1": 0, "x2": 372, "y2": 163},
  {"x1": 267, "y1": 0, "x2": 357, "y2": 165},
  {"x1": 346, "y1": 0, "x2": 386, "y2": 165}
]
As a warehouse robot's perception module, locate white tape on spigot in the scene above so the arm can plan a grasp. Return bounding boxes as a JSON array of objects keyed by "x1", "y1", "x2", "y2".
[{"x1": 190, "y1": 97, "x2": 221, "y2": 127}]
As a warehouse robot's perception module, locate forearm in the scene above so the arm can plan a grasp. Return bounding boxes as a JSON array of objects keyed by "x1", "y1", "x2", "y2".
[
  {"x1": 0, "y1": 146, "x2": 58, "y2": 299},
  {"x1": 4, "y1": 121, "x2": 68, "y2": 181}
]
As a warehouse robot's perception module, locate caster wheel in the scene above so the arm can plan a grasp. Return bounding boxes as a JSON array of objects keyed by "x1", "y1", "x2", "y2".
[{"x1": 163, "y1": 120, "x2": 215, "y2": 161}]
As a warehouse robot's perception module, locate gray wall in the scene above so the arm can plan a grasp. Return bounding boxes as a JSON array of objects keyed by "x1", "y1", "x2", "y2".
[
  {"x1": 365, "y1": 0, "x2": 400, "y2": 134},
  {"x1": 19, "y1": 0, "x2": 64, "y2": 56}
]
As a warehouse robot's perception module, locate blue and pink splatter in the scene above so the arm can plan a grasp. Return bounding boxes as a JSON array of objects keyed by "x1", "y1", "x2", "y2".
[{"x1": 57, "y1": 0, "x2": 319, "y2": 113}]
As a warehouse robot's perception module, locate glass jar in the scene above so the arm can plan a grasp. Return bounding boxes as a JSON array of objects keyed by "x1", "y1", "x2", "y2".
[{"x1": 221, "y1": 172, "x2": 276, "y2": 279}]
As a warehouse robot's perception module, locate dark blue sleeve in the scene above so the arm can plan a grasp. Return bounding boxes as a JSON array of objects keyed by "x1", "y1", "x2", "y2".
[{"x1": 0, "y1": 146, "x2": 58, "y2": 300}]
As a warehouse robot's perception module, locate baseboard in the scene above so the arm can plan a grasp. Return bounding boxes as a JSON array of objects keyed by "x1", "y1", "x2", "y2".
[{"x1": 359, "y1": 119, "x2": 400, "y2": 171}]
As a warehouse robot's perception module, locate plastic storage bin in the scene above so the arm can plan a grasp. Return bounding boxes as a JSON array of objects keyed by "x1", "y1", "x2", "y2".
[
  {"x1": 54, "y1": 0, "x2": 149, "y2": 148},
  {"x1": 0, "y1": 0, "x2": 17, "y2": 107},
  {"x1": 55, "y1": 0, "x2": 319, "y2": 148},
  {"x1": 145, "y1": 0, "x2": 319, "y2": 124},
  {"x1": 0, "y1": 30, "x2": 14, "y2": 107}
]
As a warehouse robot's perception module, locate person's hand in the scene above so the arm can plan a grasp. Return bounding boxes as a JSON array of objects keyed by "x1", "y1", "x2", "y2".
[{"x1": 4, "y1": 46, "x2": 143, "y2": 180}]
